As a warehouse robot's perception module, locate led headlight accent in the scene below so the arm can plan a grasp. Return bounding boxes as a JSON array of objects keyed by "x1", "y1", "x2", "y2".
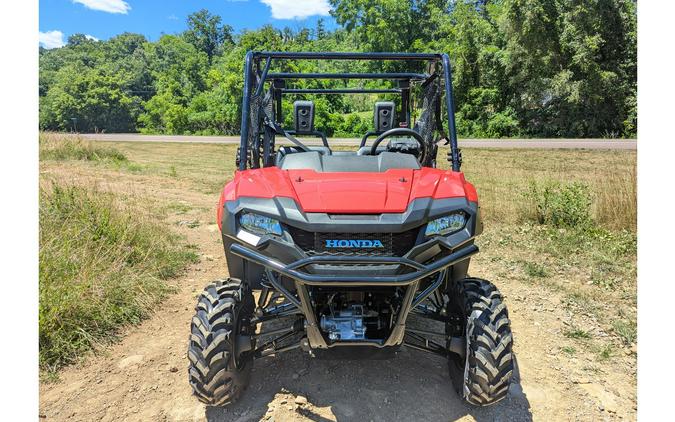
[
  {"x1": 239, "y1": 212, "x2": 282, "y2": 236},
  {"x1": 425, "y1": 212, "x2": 467, "y2": 237}
]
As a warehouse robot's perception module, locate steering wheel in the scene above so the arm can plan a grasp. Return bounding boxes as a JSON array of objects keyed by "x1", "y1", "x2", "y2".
[{"x1": 369, "y1": 128, "x2": 427, "y2": 162}]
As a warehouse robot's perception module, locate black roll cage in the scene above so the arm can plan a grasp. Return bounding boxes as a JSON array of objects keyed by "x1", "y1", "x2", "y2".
[{"x1": 238, "y1": 51, "x2": 461, "y2": 172}]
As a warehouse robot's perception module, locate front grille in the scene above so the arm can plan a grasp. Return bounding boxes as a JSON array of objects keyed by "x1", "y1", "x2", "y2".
[{"x1": 287, "y1": 226, "x2": 420, "y2": 257}]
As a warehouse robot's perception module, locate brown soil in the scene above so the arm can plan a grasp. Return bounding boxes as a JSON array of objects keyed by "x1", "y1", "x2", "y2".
[{"x1": 39, "y1": 160, "x2": 636, "y2": 422}]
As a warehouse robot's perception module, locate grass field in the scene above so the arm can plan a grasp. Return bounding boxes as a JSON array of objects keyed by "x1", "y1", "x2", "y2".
[
  {"x1": 39, "y1": 134, "x2": 199, "y2": 374},
  {"x1": 39, "y1": 134, "x2": 636, "y2": 380}
]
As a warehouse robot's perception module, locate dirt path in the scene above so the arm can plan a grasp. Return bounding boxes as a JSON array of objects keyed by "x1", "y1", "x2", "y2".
[{"x1": 39, "y1": 164, "x2": 636, "y2": 422}]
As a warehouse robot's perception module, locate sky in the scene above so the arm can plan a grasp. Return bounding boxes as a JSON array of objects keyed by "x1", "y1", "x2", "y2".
[{"x1": 39, "y1": 0, "x2": 337, "y2": 49}]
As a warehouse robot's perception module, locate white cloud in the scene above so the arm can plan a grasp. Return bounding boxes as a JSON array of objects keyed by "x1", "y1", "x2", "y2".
[
  {"x1": 260, "y1": 0, "x2": 331, "y2": 19},
  {"x1": 39, "y1": 30, "x2": 65, "y2": 49},
  {"x1": 73, "y1": 0, "x2": 131, "y2": 14},
  {"x1": 85, "y1": 34, "x2": 99, "y2": 41}
]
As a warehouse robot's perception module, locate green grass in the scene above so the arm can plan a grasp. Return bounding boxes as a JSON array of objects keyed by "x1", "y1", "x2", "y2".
[
  {"x1": 166, "y1": 202, "x2": 192, "y2": 215},
  {"x1": 612, "y1": 320, "x2": 637, "y2": 345},
  {"x1": 39, "y1": 181, "x2": 198, "y2": 373},
  {"x1": 564, "y1": 327, "x2": 592, "y2": 340},
  {"x1": 562, "y1": 346, "x2": 577, "y2": 355},
  {"x1": 596, "y1": 343, "x2": 615, "y2": 361},
  {"x1": 524, "y1": 261, "x2": 549, "y2": 278}
]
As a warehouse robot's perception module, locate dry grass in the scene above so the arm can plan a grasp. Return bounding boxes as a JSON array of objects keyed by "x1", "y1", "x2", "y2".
[
  {"x1": 594, "y1": 164, "x2": 637, "y2": 231},
  {"x1": 442, "y1": 148, "x2": 637, "y2": 231},
  {"x1": 40, "y1": 132, "x2": 128, "y2": 162}
]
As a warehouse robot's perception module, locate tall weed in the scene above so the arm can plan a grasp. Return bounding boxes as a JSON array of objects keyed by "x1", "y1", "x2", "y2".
[
  {"x1": 39, "y1": 132, "x2": 127, "y2": 162},
  {"x1": 39, "y1": 182, "x2": 197, "y2": 372}
]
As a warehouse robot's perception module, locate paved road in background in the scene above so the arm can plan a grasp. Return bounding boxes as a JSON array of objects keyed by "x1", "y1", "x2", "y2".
[{"x1": 81, "y1": 133, "x2": 637, "y2": 149}]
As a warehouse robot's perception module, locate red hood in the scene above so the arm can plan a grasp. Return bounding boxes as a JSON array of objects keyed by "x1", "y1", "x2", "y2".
[{"x1": 221, "y1": 167, "x2": 477, "y2": 214}]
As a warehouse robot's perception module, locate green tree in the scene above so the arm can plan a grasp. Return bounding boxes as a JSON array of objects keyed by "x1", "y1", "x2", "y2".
[
  {"x1": 40, "y1": 65, "x2": 140, "y2": 132},
  {"x1": 500, "y1": 0, "x2": 637, "y2": 137},
  {"x1": 330, "y1": 0, "x2": 442, "y2": 52},
  {"x1": 183, "y1": 9, "x2": 234, "y2": 61},
  {"x1": 138, "y1": 35, "x2": 209, "y2": 133}
]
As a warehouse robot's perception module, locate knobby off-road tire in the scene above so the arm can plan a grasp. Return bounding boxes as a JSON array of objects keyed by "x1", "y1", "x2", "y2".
[
  {"x1": 188, "y1": 278, "x2": 255, "y2": 406},
  {"x1": 447, "y1": 277, "x2": 514, "y2": 406}
]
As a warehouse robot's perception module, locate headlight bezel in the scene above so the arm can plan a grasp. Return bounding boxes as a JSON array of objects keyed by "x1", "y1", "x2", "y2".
[
  {"x1": 424, "y1": 212, "x2": 467, "y2": 237},
  {"x1": 238, "y1": 211, "x2": 283, "y2": 236}
]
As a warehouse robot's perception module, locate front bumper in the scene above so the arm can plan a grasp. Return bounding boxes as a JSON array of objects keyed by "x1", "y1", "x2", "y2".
[
  {"x1": 229, "y1": 241, "x2": 478, "y2": 349},
  {"x1": 230, "y1": 242, "x2": 478, "y2": 286}
]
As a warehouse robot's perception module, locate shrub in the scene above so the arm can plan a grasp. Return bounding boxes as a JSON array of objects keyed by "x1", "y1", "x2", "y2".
[
  {"x1": 39, "y1": 182, "x2": 197, "y2": 372},
  {"x1": 524, "y1": 180, "x2": 593, "y2": 228},
  {"x1": 337, "y1": 112, "x2": 370, "y2": 137}
]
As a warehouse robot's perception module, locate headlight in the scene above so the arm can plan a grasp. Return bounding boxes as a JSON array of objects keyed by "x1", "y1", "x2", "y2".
[
  {"x1": 239, "y1": 212, "x2": 282, "y2": 236},
  {"x1": 425, "y1": 212, "x2": 466, "y2": 237}
]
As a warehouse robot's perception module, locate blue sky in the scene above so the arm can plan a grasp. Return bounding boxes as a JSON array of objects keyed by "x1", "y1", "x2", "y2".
[{"x1": 39, "y1": 0, "x2": 337, "y2": 49}]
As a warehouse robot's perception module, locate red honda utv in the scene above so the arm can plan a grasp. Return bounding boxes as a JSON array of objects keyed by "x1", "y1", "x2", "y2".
[{"x1": 187, "y1": 51, "x2": 513, "y2": 407}]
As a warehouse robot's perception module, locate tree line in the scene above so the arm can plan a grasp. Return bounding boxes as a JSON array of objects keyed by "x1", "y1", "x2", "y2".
[{"x1": 39, "y1": 0, "x2": 637, "y2": 138}]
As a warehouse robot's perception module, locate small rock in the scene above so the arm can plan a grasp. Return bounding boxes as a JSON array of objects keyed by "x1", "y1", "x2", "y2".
[
  {"x1": 169, "y1": 366, "x2": 178, "y2": 373},
  {"x1": 294, "y1": 395, "x2": 308, "y2": 405},
  {"x1": 118, "y1": 354, "x2": 144, "y2": 369},
  {"x1": 202, "y1": 254, "x2": 215, "y2": 261},
  {"x1": 580, "y1": 383, "x2": 619, "y2": 414},
  {"x1": 630, "y1": 344, "x2": 637, "y2": 354},
  {"x1": 292, "y1": 373, "x2": 299, "y2": 380}
]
